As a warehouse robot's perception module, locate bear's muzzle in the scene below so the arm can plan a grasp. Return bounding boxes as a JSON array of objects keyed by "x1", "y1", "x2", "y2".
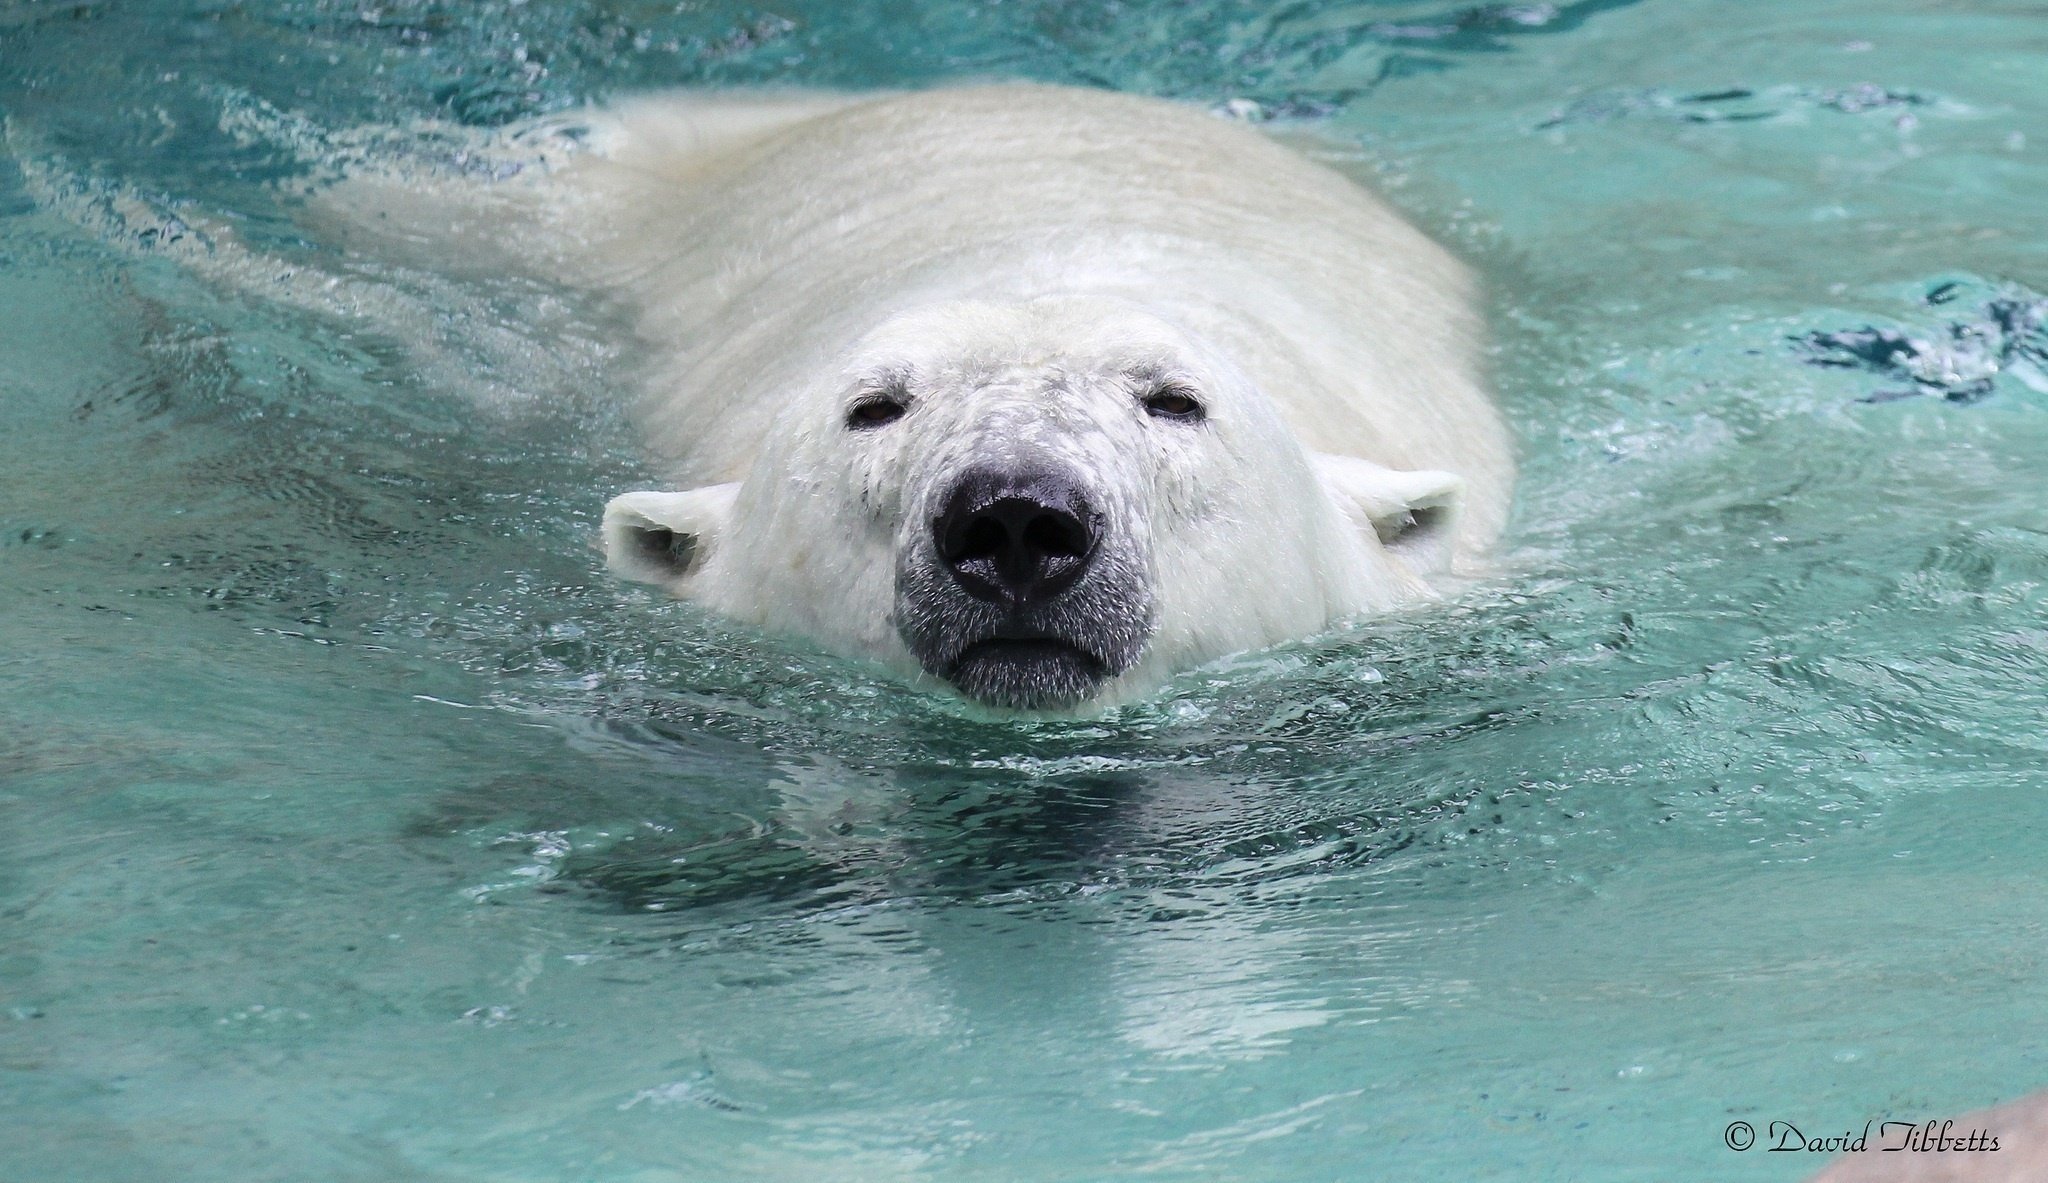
[{"x1": 896, "y1": 461, "x2": 1152, "y2": 711}]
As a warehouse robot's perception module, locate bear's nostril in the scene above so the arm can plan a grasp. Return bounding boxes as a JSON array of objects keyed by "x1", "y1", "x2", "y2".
[
  {"x1": 1022, "y1": 512, "x2": 1086, "y2": 558},
  {"x1": 953, "y1": 517, "x2": 1006, "y2": 562}
]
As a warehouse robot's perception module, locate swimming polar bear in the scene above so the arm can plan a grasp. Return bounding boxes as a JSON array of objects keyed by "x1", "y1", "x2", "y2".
[{"x1": 349, "y1": 84, "x2": 1515, "y2": 710}]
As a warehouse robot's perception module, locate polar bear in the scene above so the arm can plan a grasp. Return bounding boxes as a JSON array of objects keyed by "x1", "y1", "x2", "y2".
[{"x1": 337, "y1": 84, "x2": 1515, "y2": 710}]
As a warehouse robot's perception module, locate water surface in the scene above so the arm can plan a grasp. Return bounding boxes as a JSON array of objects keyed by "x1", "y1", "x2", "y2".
[{"x1": 3, "y1": 1, "x2": 2047, "y2": 1179}]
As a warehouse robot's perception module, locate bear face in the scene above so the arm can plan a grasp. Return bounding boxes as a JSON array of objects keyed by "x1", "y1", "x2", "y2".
[{"x1": 605, "y1": 296, "x2": 1466, "y2": 712}]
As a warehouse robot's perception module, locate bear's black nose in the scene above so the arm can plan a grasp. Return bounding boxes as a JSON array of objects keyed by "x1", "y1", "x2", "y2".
[{"x1": 934, "y1": 467, "x2": 1099, "y2": 606}]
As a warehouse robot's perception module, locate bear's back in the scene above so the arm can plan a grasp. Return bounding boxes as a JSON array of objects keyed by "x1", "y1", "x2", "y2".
[{"x1": 570, "y1": 85, "x2": 1510, "y2": 546}]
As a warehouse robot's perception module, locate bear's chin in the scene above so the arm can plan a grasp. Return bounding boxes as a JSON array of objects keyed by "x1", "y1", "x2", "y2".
[{"x1": 945, "y1": 638, "x2": 1109, "y2": 712}]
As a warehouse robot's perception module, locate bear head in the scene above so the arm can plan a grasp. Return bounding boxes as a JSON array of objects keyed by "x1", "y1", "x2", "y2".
[{"x1": 603, "y1": 297, "x2": 1463, "y2": 712}]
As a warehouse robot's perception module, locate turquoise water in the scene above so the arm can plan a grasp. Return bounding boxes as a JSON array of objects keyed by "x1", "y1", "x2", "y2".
[{"x1": 4, "y1": 1, "x2": 2047, "y2": 1179}]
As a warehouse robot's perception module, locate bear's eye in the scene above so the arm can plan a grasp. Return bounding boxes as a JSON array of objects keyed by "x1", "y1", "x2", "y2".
[
  {"x1": 847, "y1": 395, "x2": 909, "y2": 430},
  {"x1": 1141, "y1": 386, "x2": 1205, "y2": 423}
]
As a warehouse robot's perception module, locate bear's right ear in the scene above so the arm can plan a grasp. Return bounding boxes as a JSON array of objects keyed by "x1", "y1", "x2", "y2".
[
  {"x1": 601, "y1": 485, "x2": 739, "y2": 586},
  {"x1": 1312, "y1": 453, "x2": 1463, "y2": 574}
]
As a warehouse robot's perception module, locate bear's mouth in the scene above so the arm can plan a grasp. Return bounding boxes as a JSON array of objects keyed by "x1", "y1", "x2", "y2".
[{"x1": 946, "y1": 636, "x2": 1107, "y2": 711}]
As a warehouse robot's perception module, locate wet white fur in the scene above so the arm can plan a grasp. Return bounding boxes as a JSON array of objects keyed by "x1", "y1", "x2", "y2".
[{"x1": 346, "y1": 85, "x2": 1515, "y2": 704}]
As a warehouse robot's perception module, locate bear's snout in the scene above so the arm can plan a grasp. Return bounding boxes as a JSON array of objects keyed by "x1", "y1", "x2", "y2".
[
  {"x1": 933, "y1": 466, "x2": 1101, "y2": 608},
  {"x1": 897, "y1": 458, "x2": 1149, "y2": 711}
]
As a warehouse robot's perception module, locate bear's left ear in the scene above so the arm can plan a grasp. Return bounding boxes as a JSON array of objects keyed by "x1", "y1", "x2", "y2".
[
  {"x1": 601, "y1": 485, "x2": 739, "y2": 586},
  {"x1": 1312, "y1": 453, "x2": 1463, "y2": 574}
]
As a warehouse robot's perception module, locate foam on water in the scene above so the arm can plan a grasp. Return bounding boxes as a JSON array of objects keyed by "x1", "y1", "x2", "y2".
[{"x1": 3, "y1": 1, "x2": 2046, "y2": 1179}]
